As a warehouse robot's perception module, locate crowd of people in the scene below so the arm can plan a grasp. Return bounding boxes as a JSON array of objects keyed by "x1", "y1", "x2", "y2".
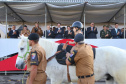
[{"x1": 7, "y1": 22, "x2": 126, "y2": 39}]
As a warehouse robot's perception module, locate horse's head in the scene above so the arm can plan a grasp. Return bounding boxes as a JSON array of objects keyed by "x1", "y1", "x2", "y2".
[
  {"x1": 16, "y1": 36, "x2": 59, "y2": 69},
  {"x1": 16, "y1": 35, "x2": 30, "y2": 69}
]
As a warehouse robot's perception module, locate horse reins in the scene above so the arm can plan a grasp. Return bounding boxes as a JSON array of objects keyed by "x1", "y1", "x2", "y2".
[{"x1": 18, "y1": 39, "x2": 30, "y2": 61}]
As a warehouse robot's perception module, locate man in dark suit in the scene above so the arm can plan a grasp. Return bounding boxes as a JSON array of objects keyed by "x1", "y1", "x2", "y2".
[
  {"x1": 64, "y1": 26, "x2": 74, "y2": 39},
  {"x1": 111, "y1": 23, "x2": 122, "y2": 39},
  {"x1": 121, "y1": 30, "x2": 126, "y2": 38},
  {"x1": 120, "y1": 28, "x2": 126, "y2": 39},
  {"x1": 9, "y1": 25, "x2": 19, "y2": 38},
  {"x1": 54, "y1": 23, "x2": 64, "y2": 38},
  {"x1": 87, "y1": 22, "x2": 98, "y2": 39},
  {"x1": 44, "y1": 26, "x2": 54, "y2": 38}
]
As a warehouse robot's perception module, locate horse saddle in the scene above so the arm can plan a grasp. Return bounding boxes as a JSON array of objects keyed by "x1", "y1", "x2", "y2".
[
  {"x1": 55, "y1": 43, "x2": 73, "y2": 65},
  {"x1": 55, "y1": 43, "x2": 96, "y2": 65}
]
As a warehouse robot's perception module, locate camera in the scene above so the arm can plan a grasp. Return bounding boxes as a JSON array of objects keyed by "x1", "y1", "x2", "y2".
[{"x1": 34, "y1": 28, "x2": 38, "y2": 32}]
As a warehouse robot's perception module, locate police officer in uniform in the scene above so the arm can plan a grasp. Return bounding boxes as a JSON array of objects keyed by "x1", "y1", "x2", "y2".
[
  {"x1": 66, "y1": 33, "x2": 95, "y2": 84},
  {"x1": 69, "y1": 21, "x2": 83, "y2": 45},
  {"x1": 72, "y1": 21, "x2": 83, "y2": 36},
  {"x1": 69, "y1": 21, "x2": 84, "y2": 53},
  {"x1": 31, "y1": 22, "x2": 43, "y2": 37},
  {"x1": 26, "y1": 33, "x2": 47, "y2": 84}
]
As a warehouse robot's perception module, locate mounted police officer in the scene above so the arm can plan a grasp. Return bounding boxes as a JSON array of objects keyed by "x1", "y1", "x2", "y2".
[
  {"x1": 66, "y1": 33, "x2": 95, "y2": 84},
  {"x1": 26, "y1": 33, "x2": 47, "y2": 84},
  {"x1": 72, "y1": 21, "x2": 83, "y2": 36},
  {"x1": 69, "y1": 21, "x2": 84, "y2": 48}
]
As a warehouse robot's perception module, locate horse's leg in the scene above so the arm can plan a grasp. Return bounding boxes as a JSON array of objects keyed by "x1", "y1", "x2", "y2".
[
  {"x1": 105, "y1": 75, "x2": 117, "y2": 84},
  {"x1": 51, "y1": 79, "x2": 63, "y2": 84},
  {"x1": 62, "y1": 82, "x2": 73, "y2": 84},
  {"x1": 106, "y1": 79, "x2": 115, "y2": 84}
]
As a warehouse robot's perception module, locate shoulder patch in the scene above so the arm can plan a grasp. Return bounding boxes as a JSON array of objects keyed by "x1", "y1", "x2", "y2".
[
  {"x1": 31, "y1": 53, "x2": 36, "y2": 59},
  {"x1": 30, "y1": 51, "x2": 39, "y2": 66}
]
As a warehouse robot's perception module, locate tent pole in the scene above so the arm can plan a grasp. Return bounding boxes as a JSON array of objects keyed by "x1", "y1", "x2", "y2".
[
  {"x1": 5, "y1": 5, "x2": 7, "y2": 75},
  {"x1": 124, "y1": 5, "x2": 126, "y2": 39},
  {"x1": 84, "y1": 13, "x2": 86, "y2": 40},
  {"x1": 5, "y1": 6, "x2": 7, "y2": 39},
  {"x1": 45, "y1": 6, "x2": 47, "y2": 38}
]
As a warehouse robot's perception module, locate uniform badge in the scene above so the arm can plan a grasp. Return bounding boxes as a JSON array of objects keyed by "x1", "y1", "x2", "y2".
[{"x1": 31, "y1": 53, "x2": 36, "y2": 59}]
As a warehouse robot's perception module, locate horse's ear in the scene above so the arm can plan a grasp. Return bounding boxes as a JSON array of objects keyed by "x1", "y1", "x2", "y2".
[{"x1": 20, "y1": 34, "x2": 24, "y2": 39}]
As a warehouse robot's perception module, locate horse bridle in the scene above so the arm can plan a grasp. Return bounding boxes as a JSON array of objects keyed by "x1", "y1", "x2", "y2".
[{"x1": 18, "y1": 39, "x2": 30, "y2": 61}]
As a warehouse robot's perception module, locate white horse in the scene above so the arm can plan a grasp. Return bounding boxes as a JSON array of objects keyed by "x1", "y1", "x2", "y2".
[{"x1": 16, "y1": 35, "x2": 126, "y2": 84}]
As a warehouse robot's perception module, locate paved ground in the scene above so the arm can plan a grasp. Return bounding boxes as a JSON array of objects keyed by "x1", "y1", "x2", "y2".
[{"x1": 0, "y1": 74, "x2": 105, "y2": 84}]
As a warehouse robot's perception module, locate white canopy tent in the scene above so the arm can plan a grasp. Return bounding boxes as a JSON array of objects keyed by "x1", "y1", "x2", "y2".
[{"x1": 0, "y1": 1, "x2": 126, "y2": 38}]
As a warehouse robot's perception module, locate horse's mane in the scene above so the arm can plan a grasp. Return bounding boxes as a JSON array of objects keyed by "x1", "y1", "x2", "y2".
[{"x1": 39, "y1": 39, "x2": 59, "y2": 59}]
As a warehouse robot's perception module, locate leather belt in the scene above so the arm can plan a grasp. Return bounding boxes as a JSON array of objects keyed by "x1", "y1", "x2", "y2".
[{"x1": 78, "y1": 73, "x2": 94, "y2": 79}]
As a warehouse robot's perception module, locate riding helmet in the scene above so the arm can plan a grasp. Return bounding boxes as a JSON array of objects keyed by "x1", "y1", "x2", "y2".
[{"x1": 72, "y1": 21, "x2": 83, "y2": 29}]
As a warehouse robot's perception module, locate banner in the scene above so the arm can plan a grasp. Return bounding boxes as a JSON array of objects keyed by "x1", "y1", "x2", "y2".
[{"x1": 0, "y1": 39, "x2": 125, "y2": 71}]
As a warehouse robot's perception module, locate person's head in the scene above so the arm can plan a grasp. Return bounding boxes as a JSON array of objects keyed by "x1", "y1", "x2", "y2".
[
  {"x1": 50, "y1": 28, "x2": 52, "y2": 31},
  {"x1": 90, "y1": 22, "x2": 94, "y2": 27},
  {"x1": 115, "y1": 23, "x2": 118, "y2": 28},
  {"x1": 67, "y1": 26, "x2": 71, "y2": 31},
  {"x1": 103, "y1": 25, "x2": 107, "y2": 31},
  {"x1": 121, "y1": 28, "x2": 124, "y2": 32},
  {"x1": 28, "y1": 33, "x2": 39, "y2": 46},
  {"x1": 74, "y1": 33, "x2": 84, "y2": 46},
  {"x1": 57, "y1": 22, "x2": 61, "y2": 28},
  {"x1": 12, "y1": 25, "x2": 16, "y2": 30},
  {"x1": 53, "y1": 27, "x2": 56, "y2": 31},
  {"x1": 47, "y1": 26, "x2": 50, "y2": 30},
  {"x1": 8, "y1": 28, "x2": 11, "y2": 31},
  {"x1": 72, "y1": 21, "x2": 83, "y2": 31},
  {"x1": 35, "y1": 22, "x2": 39, "y2": 28},
  {"x1": 70, "y1": 27, "x2": 73, "y2": 30},
  {"x1": 23, "y1": 25, "x2": 27, "y2": 30},
  {"x1": 106, "y1": 25, "x2": 109, "y2": 30}
]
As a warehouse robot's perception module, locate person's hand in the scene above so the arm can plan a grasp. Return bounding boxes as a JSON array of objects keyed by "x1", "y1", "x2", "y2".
[
  {"x1": 25, "y1": 31, "x2": 27, "y2": 34},
  {"x1": 105, "y1": 34, "x2": 108, "y2": 37},
  {"x1": 13, "y1": 31, "x2": 16, "y2": 35},
  {"x1": 62, "y1": 41, "x2": 68, "y2": 50},
  {"x1": 70, "y1": 32, "x2": 72, "y2": 35},
  {"x1": 66, "y1": 52, "x2": 71, "y2": 58},
  {"x1": 91, "y1": 28, "x2": 93, "y2": 31},
  {"x1": 94, "y1": 28, "x2": 96, "y2": 31},
  {"x1": 58, "y1": 29, "x2": 61, "y2": 33},
  {"x1": 117, "y1": 31, "x2": 120, "y2": 35},
  {"x1": 48, "y1": 33, "x2": 51, "y2": 36}
]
